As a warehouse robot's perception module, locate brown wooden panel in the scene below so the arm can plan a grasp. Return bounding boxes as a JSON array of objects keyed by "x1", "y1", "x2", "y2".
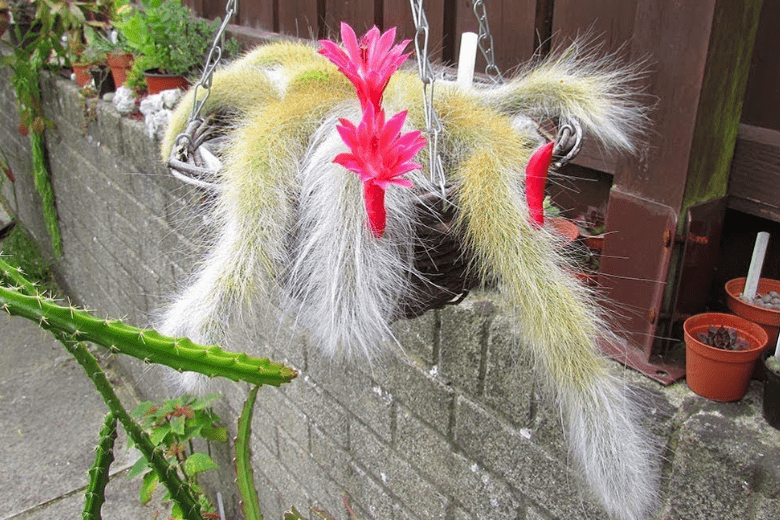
[
  {"x1": 611, "y1": 0, "x2": 717, "y2": 210},
  {"x1": 279, "y1": 0, "x2": 319, "y2": 39},
  {"x1": 454, "y1": 0, "x2": 536, "y2": 77},
  {"x1": 728, "y1": 124, "x2": 780, "y2": 223},
  {"x1": 322, "y1": 0, "x2": 376, "y2": 38},
  {"x1": 551, "y1": 0, "x2": 637, "y2": 54},
  {"x1": 238, "y1": 0, "x2": 275, "y2": 31},
  {"x1": 384, "y1": 0, "x2": 447, "y2": 64},
  {"x1": 741, "y1": 0, "x2": 780, "y2": 131}
]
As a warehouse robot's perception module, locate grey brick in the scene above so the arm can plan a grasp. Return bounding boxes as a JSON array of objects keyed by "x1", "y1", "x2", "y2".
[
  {"x1": 453, "y1": 395, "x2": 604, "y2": 519},
  {"x1": 395, "y1": 406, "x2": 521, "y2": 519},
  {"x1": 310, "y1": 423, "x2": 352, "y2": 487},
  {"x1": 307, "y1": 361, "x2": 394, "y2": 444},
  {"x1": 391, "y1": 310, "x2": 436, "y2": 367},
  {"x1": 351, "y1": 420, "x2": 447, "y2": 519},
  {"x1": 344, "y1": 462, "x2": 396, "y2": 520},
  {"x1": 251, "y1": 436, "x2": 311, "y2": 517},
  {"x1": 482, "y1": 313, "x2": 535, "y2": 428},
  {"x1": 438, "y1": 294, "x2": 496, "y2": 395},
  {"x1": 279, "y1": 374, "x2": 350, "y2": 447},
  {"x1": 372, "y1": 354, "x2": 454, "y2": 437}
]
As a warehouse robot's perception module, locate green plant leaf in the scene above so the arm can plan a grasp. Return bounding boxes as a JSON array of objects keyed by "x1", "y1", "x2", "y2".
[
  {"x1": 236, "y1": 386, "x2": 262, "y2": 520},
  {"x1": 140, "y1": 470, "x2": 159, "y2": 504},
  {"x1": 201, "y1": 424, "x2": 228, "y2": 443},
  {"x1": 150, "y1": 422, "x2": 171, "y2": 446},
  {"x1": 170, "y1": 414, "x2": 186, "y2": 436},
  {"x1": 183, "y1": 453, "x2": 219, "y2": 475},
  {"x1": 127, "y1": 455, "x2": 150, "y2": 479}
]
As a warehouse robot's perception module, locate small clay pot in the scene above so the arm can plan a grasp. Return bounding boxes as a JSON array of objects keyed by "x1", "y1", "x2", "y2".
[
  {"x1": 107, "y1": 52, "x2": 134, "y2": 87},
  {"x1": 684, "y1": 312, "x2": 768, "y2": 402},
  {"x1": 725, "y1": 278, "x2": 780, "y2": 348},
  {"x1": 72, "y1": 63, "x2": 92, "y2": 87},
  {"x1": 144, "y1": 69, "x2": 189, "y2": 95}
]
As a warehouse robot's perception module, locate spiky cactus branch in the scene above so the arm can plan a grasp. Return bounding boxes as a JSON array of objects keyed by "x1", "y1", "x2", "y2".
[
  {"x1": 83, "y1": 412, "x2": 118, "y2": 520},
  {"x1": 235, "y1": 386, "x2": 263, "y2": 520},
  {"x1": 0, "y1": 264, "x2": 297, "y2": 387}
]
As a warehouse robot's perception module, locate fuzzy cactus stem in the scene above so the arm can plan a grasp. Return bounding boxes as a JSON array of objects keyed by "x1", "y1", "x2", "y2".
[
  {"x1": 0, "y1": 284, "x2": 297, "y2": 387},
  {"x1": 83, "y1": 412, "x2": 118, "y2": 520}
]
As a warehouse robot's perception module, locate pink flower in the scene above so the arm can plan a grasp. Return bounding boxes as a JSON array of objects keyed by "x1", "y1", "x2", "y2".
[
  {"x1": 334, "y1": 105, "x2": 426, "y2": 237},
  {"x1": 319, "y1": 22, "x2": 412, "y2": 112}
]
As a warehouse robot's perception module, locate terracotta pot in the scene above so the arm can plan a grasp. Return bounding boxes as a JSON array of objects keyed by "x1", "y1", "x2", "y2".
[
  {"x1": 684, "y1": 312, "x2": 769, "y2": 402},
  {"x1": 725, "y1": 278, "x2": 780, "y2": 348},
  {"x1": 72, "y1": 63, "x2": 92, "y2": 87},
  {"x1": 144, "y1": 69, "x2": 189, "y2": 95},
  {"x1": 582, "y1": 233, "x2": 605, "y2": 253},
  {"x1": 764, "y1": 359, "x2": 780, "y2": 430},
  {"x1": 547, "y1": 217, "x2": 579, "y2": 244},
  {"x1": 0, "y1": 12, "x2": 10, "y2": 39},
  {"x1": 107, "y1": 52, "x2": 134, "y2": 87}
]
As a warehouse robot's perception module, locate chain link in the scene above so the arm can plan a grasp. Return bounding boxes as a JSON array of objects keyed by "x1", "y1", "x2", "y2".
[
  {"x1": 408, "y1": 0, "x2": 447, "y2": 196},
  {"x1": 472, "y1": 0, "x2": 503, "y2": 83},
  {"x1": 189, "y1": 0, "x2": 238, "y2": 122}
]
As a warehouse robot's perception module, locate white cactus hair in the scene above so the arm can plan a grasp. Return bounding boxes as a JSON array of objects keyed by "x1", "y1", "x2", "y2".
[{"x1": 158, "y1": 35, "x2": 659, "y2": 519}]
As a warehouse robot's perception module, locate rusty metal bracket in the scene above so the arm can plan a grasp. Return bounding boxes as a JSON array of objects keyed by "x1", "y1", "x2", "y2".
[{"x1": 597, "y1": 189, "x2": 684, "y2": 384}]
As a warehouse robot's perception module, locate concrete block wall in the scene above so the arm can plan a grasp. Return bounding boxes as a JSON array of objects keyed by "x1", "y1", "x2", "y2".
[{"x1": 2, "y1": 68, "x2": 780, "y2": 520}]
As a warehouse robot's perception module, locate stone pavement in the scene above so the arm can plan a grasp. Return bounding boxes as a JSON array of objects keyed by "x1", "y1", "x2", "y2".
[{"x1": 0, "y1": 316, "x2": 170, "y2": 520}]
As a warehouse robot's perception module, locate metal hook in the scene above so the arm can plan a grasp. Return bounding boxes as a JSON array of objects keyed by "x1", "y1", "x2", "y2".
[{"x1": 552, "y1": 118, "x2": 582, "y2": 169}]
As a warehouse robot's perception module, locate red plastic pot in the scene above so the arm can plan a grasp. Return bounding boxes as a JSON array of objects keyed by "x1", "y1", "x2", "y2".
[
  {"x1": 684, "y1": 312, "x2": 768, "y2": 402},
  {"x1": 547, "y1": 217, "x2": 579, "y2": 244},
  {"x1": 107, "y1": 52, "x2": 134, "y2": 87},
  {"x1": 725, "y1": 278, "x2": 780, "y2": 348},
  {"x1": 72, "y1": 63, "x2": 92, "y2": 87},
  {"x1": 144, "y1": 69, "x2": 189, "y2": 95}
]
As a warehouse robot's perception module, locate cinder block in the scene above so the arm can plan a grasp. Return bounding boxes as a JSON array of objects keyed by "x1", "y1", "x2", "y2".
[
  {"x1": 395, "y1": 405, "x2": 521, "y2": 519},
  {"x1": 351, "y1": 420, "x2": 447, "y2": 519},
  {"x1": 344, "y1": 461, "x2": 397, "y2": 520},
  {"x1": 310, "y1": 423, "x2": 353, "y2": 487},
  {"x1": 281, "y1": 375, "x2": 349, "y2": 448},
  {"x1": 482, "y1": 313, "x2": 535, "y2": 428},
  {"x1": 390, "y1": 310, "x2": 436, "y2": 367},
  {"x1": 372, "y1": 354, "x2": 454, "y2": 437},
  {"x1": 307, "y1": 362, "x2": 393, "y2": 443},
  {"x1": 251, "y1": 435, "x2": 311, "y2": 517},
  {"x1": 438, "y1": 293, "x2": 497, "y2": 395},
  {"x1": 453, "y1": 395, "x2": 604, "y2": 519}
]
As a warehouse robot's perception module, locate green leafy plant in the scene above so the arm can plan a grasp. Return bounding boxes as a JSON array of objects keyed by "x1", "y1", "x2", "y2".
[
  {"x1": 114, "y1": 0, "x2": 223, "y2": 77},
  {"x1": 128, "y1": 394, "x2": 227, "y2": 518}
]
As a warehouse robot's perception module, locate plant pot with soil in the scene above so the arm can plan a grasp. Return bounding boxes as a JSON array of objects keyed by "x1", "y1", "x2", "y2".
[
  {"x1": 726, "y1": 277, "x2": 780, "y2": 348},
  {"x1": 684, "y1": 312, "x2": 769, "y2": 402},
  {"x1": 764, "y1": 354, "x2": 780, "y2": 430}
]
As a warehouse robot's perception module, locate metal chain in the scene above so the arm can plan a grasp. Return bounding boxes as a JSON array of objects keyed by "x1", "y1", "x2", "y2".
[
  {"x1": 472, "y1": 0, "x2": 503, "y2": 83},
  {"x1": 408, "y1": 0, "x2": 447, "y2": 196},
  {"x1": 169, "y1": 0, "x2": 237, "y2": 188},
  {"x1": 189, "y1": 0, "x2": 238, "y2": 122}
]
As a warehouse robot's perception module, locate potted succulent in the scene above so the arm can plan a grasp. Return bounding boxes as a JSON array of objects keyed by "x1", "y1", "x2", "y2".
[
  {"x1": 725, "y1": 277, "x2": 780, "y2": 349},
  {"x1": 683, "y1": 312, "x2": 769, "y2": 402},
  {"x1": 113, "y1": 0, "x2": 229, "y2": 94}
]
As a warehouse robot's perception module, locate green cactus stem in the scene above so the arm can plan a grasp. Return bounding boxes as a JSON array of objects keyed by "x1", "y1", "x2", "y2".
[
  {"x1": 235, "y1": 385, "x2": 263, "y2": 520},
  {"x1": 83, "y1": 412, "x2": 118, "y2": 520},
  {"x1": 0, "y1": 284, "x2": 297, "y2": 387},
  {"x1": 61, "y1": 334, "x2": 205, "y2": 520}
]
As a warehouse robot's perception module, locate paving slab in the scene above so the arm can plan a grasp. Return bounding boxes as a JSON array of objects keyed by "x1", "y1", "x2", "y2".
[{"x1": 0, "y1": 316, "x2": 170, "y2": 520}]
